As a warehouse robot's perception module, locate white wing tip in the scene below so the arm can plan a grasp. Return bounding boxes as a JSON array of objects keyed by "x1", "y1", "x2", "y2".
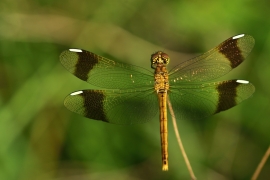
[
  {"x1": 232, "y1": 34, "x2": 245, "y2": 39},
  {"x1": 236, "y1": 80, "x2": 249, "y2": 84},
  {"x1": 70, "y1": 91, "x2": 83, "y2": 96},
  {"x1": 69, "y1": 48, "x2": 83, "y2": 52}
]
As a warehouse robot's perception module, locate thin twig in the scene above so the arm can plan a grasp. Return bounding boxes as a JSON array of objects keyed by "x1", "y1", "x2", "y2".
[
  {"x1": 251, "y1": 146, "x2": 270, "y2": 180},
  {"x1": 167, "y1": 96, "x2": 196, "y2": 180}
]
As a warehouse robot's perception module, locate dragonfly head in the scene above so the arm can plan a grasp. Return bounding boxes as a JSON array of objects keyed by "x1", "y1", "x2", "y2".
[{"x1": 151, "y1": 51, "x2": 170, "y2": 69}]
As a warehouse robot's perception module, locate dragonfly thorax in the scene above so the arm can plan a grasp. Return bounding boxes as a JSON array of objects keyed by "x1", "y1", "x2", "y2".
[
  {"x1": 154, "y1": 65, "x2": 169, "y2": 93},
  {"x1": 151, "y1": 51, "x2": 170, "y2": 69}
]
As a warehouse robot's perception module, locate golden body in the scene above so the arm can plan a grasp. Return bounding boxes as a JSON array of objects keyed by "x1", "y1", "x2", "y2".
[{"x1": 152, "y1": 51, "x2": 170, "y2": 171}]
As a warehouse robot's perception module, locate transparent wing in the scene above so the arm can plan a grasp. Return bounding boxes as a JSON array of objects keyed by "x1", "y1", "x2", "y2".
[
  {"x1": 60, "y1": 49, "x2": 154, "y2": 89},
  {"x1": 64, "y1": 88, "x2": 158, "y2": 125},
  {"x1": 169, "y1": 34, "x2": 255, "y2": 83},
  {"x1": 168, "y1": 80, "x2": 255, "y2": 121}
]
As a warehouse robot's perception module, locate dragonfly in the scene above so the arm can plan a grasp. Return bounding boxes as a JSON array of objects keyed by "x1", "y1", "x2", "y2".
[{"x1": 60, "y1": 34, "x2": 255, "y2": 171}]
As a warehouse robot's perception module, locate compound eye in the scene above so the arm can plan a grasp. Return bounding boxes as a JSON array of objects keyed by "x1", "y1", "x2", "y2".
[
  {"x1": 151, "y1": 53, "x2": 159, "y2": 61},
  {"x1": 161, "y1": 52, "x2": 170, "y2": 64},
  {"x1": 161, "y1": 53, "x2": 169, "y2": 59}
]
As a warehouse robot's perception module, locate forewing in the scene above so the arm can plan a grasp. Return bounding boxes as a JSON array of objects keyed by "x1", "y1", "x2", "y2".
[
  {"x1": 168, "y1": 80, "x2": 255, "y2": 121},
  {"x1": 169, "y1": 34, "x2": 255, "y2": 83},
  {"x1": 60, "y1": 49, "x2": 154, "y2": 89},
  {"x1": 64, "y1": 88, "x2": 158, "y2": 125}
]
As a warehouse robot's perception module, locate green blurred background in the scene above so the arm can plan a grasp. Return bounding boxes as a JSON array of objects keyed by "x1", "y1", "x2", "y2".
[{"x1": 0, "y1": 0, "x2": 269, "y2": 179}]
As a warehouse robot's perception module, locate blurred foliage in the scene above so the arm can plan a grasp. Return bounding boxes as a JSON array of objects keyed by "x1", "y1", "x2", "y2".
[{"x1": 0, "y1": 0, "x2": 270, "y2": 179}]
